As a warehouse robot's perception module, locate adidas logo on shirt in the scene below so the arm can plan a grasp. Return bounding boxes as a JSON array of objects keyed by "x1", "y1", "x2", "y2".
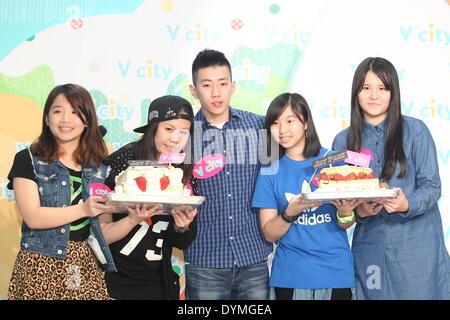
[{"x1": 296, "y1": 213, "x2": 332, "y2": 225}]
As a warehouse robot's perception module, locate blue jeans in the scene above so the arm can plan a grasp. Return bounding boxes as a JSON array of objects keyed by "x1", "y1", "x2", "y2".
[{"x1": 185, "y1": 261, "x2": 269, "y2": 300}]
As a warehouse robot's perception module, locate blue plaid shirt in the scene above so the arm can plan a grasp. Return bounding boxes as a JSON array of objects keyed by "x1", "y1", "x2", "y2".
[{"x1": 184, "y1": 107, "x2": 272, "y2": 268}]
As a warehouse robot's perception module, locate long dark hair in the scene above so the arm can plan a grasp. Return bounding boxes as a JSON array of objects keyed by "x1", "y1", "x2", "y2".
[
  {"x1": 31, "y1": 83, "x2": 108, "y2": 167},
  {"x1": 265, "y1": 92, "x2": 321, "y2": 161},
  {"x1": 134, "y1": 106, "x2": 194, "y2": 185},
  {"x1": 347, "y1": 57, "x2": 407, "y2": 179}
]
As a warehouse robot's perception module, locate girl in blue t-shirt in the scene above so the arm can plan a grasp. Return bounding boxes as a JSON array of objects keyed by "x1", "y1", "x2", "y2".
[{"x1": 252, "y1": 92, "x2": 362, "y2": 300}]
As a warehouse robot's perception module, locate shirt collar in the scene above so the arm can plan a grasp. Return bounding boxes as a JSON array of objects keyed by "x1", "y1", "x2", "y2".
[
  {"x1": 194, "y1": 106, "x2": 242, "y2": 127},
  {"x1": 363, "y1": 117, "x2": 387, "y2": 134}
]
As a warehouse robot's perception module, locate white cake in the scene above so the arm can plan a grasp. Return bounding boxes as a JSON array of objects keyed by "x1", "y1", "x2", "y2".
[
  {"x1": 115, "y1": 165, "x2": 190, "y2": 196},
  {"x1": 317, "y1": 165, "x2": 386, "y2": 192}
]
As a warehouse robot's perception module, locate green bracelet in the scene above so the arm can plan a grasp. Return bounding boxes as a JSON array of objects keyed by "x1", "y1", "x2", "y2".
[{"x1": 336, "y1": 211, "x2": 355, "y2": 223}]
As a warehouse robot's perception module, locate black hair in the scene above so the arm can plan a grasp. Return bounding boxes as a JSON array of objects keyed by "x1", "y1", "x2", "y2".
[
  {"x1": 134, "y1": 105, "x2": 194, "y2": 184},
  {"x1": 347, "y1": 57, "x2": 407, "y2": 179},
  {"x1": 192, "y1": 49, "x2": 232, "y2": 85},
  {"x1": 32, "y1": 83, "x2": 107, "y2": 167},
  {"x1": 265, "y1": 92, "x2": 321, "y2": 160}
]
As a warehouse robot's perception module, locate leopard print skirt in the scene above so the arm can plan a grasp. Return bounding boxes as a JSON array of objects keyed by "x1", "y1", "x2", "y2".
[{"x1": 8, "y1": 240, "x2": 109, "y2": 300}]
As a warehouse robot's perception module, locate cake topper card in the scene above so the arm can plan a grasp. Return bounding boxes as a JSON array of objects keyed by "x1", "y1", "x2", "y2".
[
  {"x1": 312, "y1": 150, "x2": 347, "y2": 170},
  {"x1": 90, "y1": 183, "x2": 112, "y2": 196},
  {"x1": 158, "y1": 153, "x2": 186, "y2": 164},
  {"x1": 312, "y1": 150, "x2": 372, "y2": 170},
  {"x1": 128, "y1": 160, "x2": 165, "y2": 167}
]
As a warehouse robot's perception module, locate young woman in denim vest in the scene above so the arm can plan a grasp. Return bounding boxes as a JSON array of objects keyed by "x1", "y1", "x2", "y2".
[{"x1": 7, "y1": 84, "x2": 117, "y2": 300}]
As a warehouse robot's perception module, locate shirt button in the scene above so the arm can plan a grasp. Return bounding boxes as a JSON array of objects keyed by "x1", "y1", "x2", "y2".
[
  {"x1": 62, "y1": 181, "x2": 67, "y2": 186},
  {"x1": 57, "y1": 250, "x2": 63, "y2": 255},
  {"x1": 61, "y1": 229, "x2": 66, "y2": 233},
  {"x1": 223, "y1": 150, "x2": 227, "y2": 154},
  {"x1": 226, "y1": 172, "x2": 230, "y2": 175},
  {"x1": 44, "y1": 177, "x2": 49, "y2": 181},
  {"x1": 229, "y1": 216, "x2": 233, "y2": 219},
  {"x1": 228, "y1": 194, "x2": 232, "y2": 197},
  {"x1": 230, "y1": 237, "x2": 233, "y2": 240}
]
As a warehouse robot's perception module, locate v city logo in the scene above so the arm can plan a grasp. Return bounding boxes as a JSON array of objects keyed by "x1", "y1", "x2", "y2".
[
  {"x1": 118, "y1": 60, "x2": 172, "y2": 81},
  {"x1": 400, "y1": 24, "x2": 450, "y2": 45},
  {"x1": 166, "y1": 24, "x2": 221, "y2": 44}
]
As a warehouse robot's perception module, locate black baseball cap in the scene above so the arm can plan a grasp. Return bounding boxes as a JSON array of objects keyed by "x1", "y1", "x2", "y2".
[{"x1": 133, "y1": 95, "x2": 194, "y2": 133}]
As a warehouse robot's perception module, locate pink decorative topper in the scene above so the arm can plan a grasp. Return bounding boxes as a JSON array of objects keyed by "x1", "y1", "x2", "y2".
[
  {"x1": 193, "y1": 154, "x2": 226, "y2": 179},
  {"x1": 345, "y1": 150, "x2": 371, "y2": 167},
  {"x1": 159, "y1": 153, "x2": 186, "y2": 164},
  {"x1": 90, "y1": 183, "x2": 112, "y2": 197},
  {"x1": 359, "y1": 148, "x2": 374, "y2": 160}
]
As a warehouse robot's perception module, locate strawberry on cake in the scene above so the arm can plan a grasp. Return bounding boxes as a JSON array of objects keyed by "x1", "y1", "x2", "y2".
[
  {"x1": 114, "y1": 164, "x2": 190, "y2": 196},
  {"x1": 316, "y1": 165, "x2": 388, "y2": 192}
]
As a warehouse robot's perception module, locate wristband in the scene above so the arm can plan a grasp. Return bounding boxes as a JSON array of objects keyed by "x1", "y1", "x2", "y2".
[
  {"x1": 281, "y1": 210, "x2": 298, "y2": 223},
  {"x1": 336, "y1": 211, "x2": 355, "y2": 223}
]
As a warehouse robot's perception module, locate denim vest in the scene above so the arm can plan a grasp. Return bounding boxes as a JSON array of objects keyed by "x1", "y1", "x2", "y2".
[{"x1": 20, "y1": 150, "x2": 117, "y2": 272}]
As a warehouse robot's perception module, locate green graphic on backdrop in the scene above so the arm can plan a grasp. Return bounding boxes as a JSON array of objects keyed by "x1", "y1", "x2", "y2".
[
  {"x1": 90, "y1": 89, "x2": 141, "y2": 146},
  {"x1": 140, "y1": 98, "x2": 152, "y2": 126},
  {"x1": 166, "y1": 73, "x2": 197, "y2": 108},
  {"x1": 0, "y1": 64, "x2": 55, "y2": 109},
  {"x1": 231, "y1": 42, "x2": 301, "y2": 115}
]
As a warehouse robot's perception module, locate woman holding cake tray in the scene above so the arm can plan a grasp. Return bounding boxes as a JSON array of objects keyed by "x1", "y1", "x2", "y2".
[
  {"x1": 332, "y1": 57, "x2": 450, "y2": 299},
  {"x1": 251, "y1": 92, "x2": 363, "y2": 300},
  {"x1": 6, "y1": 84, "x2": 117, "y2": 299},
  {"x1": 100, "y1": 95, "x2": 199, "y2": 300}
]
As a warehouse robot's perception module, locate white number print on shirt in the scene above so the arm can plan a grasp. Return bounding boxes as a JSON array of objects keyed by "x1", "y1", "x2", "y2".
[{"x1": 119, "y1": 221, "x2": 169, "y2": 261}]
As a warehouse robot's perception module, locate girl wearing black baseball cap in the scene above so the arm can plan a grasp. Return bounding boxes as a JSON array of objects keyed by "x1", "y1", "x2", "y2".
[{"x1": 100, "y1": 95, "x2": 198, "y2": 300}]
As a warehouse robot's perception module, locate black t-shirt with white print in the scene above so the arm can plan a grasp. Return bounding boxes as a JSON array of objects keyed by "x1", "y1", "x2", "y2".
[{"x1": 104, "y1": 143, "x2": 199, "y2": 300}]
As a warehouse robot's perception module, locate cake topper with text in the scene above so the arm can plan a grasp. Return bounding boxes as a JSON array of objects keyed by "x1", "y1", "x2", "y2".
[
  {"x1": 312, "y1": 150, "x2": 371, "y2": 170},
  {"x1": 158, "y1": 153, "x2": 186, "y2": 164},
  {"x1": 128, "y1": 153, "x2": 186, "y2": 167}
]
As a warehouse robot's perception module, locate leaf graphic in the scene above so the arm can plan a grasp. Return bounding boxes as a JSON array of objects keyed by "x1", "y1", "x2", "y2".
[
  {"x1": 285, "y1": 193, "x2": 295, "y2": 202},
  {"x1": 301, "y1": 180, "x2": 311, "y2": 193},
  {"x1": 301, "y1": 180, "x2": 319, "y2": 212}
]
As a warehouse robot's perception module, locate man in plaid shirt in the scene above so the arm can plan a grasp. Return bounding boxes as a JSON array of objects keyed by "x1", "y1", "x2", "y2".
[{"x1": 184, "y1": 49, "x2": 272, "y2": 300}]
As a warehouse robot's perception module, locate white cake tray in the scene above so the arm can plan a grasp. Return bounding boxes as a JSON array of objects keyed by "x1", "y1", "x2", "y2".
[
  {"x1": 301, "y1": 189, "x2": 398, "y2": 202},
  {"x1": 105, "y1": 193, "x2": 206, "y2": 212}
]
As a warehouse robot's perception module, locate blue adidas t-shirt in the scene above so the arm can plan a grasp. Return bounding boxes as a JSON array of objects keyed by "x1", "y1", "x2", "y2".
[{"x1": 251, "y1": 148, "x2": 355, "y2": 289}]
